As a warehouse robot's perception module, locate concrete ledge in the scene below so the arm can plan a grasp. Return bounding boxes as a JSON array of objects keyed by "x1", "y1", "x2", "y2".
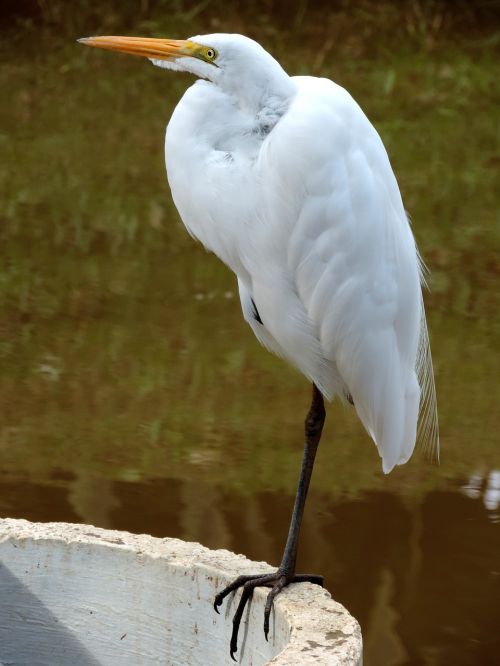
[{"x1": 0, "y1": 518, "x2": 362, "y2": 665}]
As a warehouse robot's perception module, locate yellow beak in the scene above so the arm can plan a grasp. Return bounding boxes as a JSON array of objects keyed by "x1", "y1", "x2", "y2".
[{"x1": 78, "y1": 36, "x2": 195, "y2": 61}]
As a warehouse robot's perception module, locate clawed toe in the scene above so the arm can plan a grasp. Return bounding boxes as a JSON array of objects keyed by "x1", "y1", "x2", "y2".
[
  {"x1": 263, "y1": 577, "x2": 286, "y2": 640},
  {"x1": 214, "y1": 573, "x2": 263, "y2": 614},
  {"x1": 214, "y1": 571, "x2": 323, "y2": 660}
]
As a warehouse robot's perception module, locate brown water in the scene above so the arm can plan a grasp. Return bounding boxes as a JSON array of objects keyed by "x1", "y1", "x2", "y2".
[{"x1": 1, "y1": 24, "x2": 499, "y2": 666}]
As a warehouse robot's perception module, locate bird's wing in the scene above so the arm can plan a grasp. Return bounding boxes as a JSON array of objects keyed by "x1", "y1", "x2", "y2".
[{"x1": 253, "y1": 76, "x2": 439, "y2": 472}]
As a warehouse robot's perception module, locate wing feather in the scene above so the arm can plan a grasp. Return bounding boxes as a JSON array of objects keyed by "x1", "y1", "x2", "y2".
[{"x1": 258, "y1": 76, "x2": 439, "y2": 472}]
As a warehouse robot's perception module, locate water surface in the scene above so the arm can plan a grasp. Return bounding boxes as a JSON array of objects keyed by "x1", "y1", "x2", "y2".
[{"x1": 1, "y1": 24, "x2": 499, "y2": 666}]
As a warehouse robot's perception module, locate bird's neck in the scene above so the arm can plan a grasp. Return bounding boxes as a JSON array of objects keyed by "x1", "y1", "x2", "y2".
[
  {"x1": 237, "y1": 77, "x2": 295, "y2": 117},
  {"x1": 220, "y1": 59, "x2": 296, "y2": 129}
]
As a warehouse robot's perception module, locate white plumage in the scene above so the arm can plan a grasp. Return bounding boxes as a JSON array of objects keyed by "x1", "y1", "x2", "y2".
[
  {"x1": 79, "y1": 31, "x2": 440, "y2": 654},
  {"x1": 161, "y1": 33, "x2": 439, "y2": 473}
]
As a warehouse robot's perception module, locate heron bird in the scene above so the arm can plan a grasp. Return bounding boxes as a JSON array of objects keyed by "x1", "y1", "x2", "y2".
[{"x1": 79, "y1": 32, "x2": 439, "y2": 660}]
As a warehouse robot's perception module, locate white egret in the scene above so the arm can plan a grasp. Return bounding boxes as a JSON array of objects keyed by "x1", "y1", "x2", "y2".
[{"x1": 79, "y1": 33, "x2": 439, "y2": 660}]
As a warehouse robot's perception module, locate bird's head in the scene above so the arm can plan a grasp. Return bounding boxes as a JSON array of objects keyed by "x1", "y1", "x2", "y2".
[{"x1": 78, "y1": 32, "x2": 293, "y2": 111}]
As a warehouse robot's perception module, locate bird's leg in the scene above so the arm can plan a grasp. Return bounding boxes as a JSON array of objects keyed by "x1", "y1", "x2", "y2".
[
  {"x1": 214, "y1": 383, "x2": 325, "y2": 660},
  {"x1": 278, "y1": 382, "x2": 325, "y2": 576}
]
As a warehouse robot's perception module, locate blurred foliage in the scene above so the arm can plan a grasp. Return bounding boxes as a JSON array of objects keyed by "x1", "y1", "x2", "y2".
[{"x1": 2, "y1": 0, "x2": 500, "y2": 51}]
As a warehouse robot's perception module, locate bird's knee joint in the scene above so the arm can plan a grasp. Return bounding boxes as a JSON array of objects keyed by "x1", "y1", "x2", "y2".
[{"x1": 305, "y1": 411, "x2": 325, "y2": 438}]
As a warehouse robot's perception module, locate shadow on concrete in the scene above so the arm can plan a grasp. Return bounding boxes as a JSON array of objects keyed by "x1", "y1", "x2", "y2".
[{"x1": 0, "y1": 561, "x2": 102, "y2": 666}]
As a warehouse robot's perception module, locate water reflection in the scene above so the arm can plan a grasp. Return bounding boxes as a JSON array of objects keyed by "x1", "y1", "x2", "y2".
[
  {"x1": 1, "y1": 474, "x2": 498, "y2": 666},
  {"x1": 462, "y1": 470, "x2": 500, "y2": 518}
]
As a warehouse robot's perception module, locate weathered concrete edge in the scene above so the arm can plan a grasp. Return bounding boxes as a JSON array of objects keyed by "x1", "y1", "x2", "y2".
[{"x1": 0, "y1": 518, "x2": 363, "y2": 665}]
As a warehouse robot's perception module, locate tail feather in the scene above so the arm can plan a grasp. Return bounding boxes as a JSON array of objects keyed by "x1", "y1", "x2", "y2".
[
  {"x1": 346, "y1": 302, "x2": 438, "y2": 473},
  {"x1": 416, "y1": 299, "x2": 440, "y2": 462},
  {"x1": 399, "y1": 370, "x2": 420, "y2": 466},
  {"x1": 338, "y1": 328, "x2": 412, "y2": 474}
]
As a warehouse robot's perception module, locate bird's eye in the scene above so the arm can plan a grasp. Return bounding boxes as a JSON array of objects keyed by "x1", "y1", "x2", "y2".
[{"x1": 205, "y1": 48, "x2": 216, "y2": 60}]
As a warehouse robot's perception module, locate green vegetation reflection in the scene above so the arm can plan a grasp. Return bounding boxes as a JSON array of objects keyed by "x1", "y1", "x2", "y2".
[{"x1": 0, "y1": 2, "x2": 499, "y2": 500}]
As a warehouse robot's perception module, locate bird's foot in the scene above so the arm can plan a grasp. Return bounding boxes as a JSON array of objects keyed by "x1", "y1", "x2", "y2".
[{"x1": 213, "y1": 570, "x2": 323, "y2": 661}]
